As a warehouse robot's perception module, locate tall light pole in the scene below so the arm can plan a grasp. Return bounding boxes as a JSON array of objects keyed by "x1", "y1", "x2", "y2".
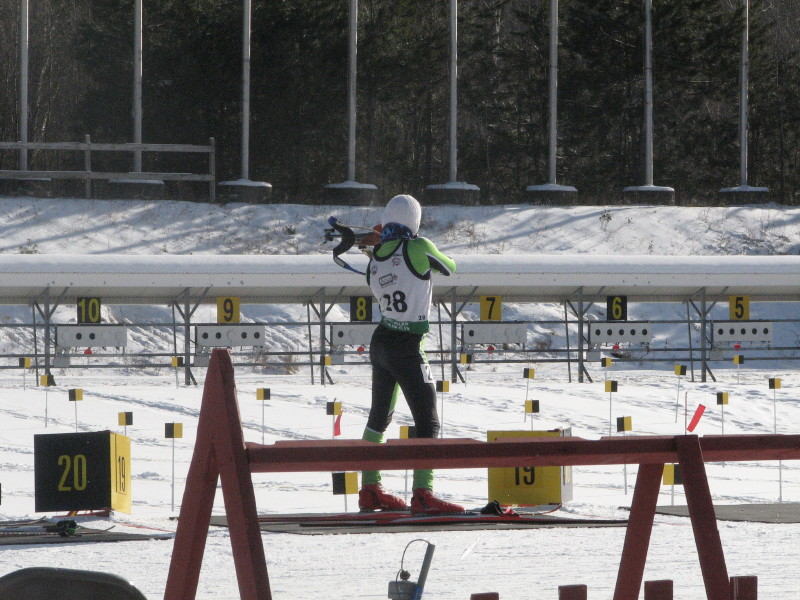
[
  {"x1": 346, "y1": 0, "x2": 357, "y2": 183},
  {"x1": 622, "y1": 0, "x2": 673, "y2": 201},
  {"x1": 719, "y1": 0, "x2": 767, "y2": 197},
  {"x1": 240, "y1": 0, "x2": 252, "y2": 180},
  {"x1": 19, "y1": 0, "x2": 29, "y2": 170},
  {"x1": 219, "y1": 0, "x2": 272, "y2": 201},
  {"x1": 526, "y1": 0, "x2": 576, "y2": 197},
  {"x1": 322, "y1": 0, "x2": 375, "y2": 205},
  {"x1": 425, "y1": 0, "x2": 479, "y2": 204},
  {"x1": 447, "y1": 0, "x2": 458, "y2": 183},
  {"x1": 133, "y1": 0, "x2": 142, "y2": 171}
]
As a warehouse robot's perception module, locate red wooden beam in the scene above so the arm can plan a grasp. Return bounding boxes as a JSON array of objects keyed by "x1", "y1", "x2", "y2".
[{"x1": 245, "y1": 434, "x2": 800, "y2": 474}]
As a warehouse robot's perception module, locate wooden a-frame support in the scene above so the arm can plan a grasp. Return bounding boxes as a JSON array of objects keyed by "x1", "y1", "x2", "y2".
[
  {"x1": 164, "y1": 349, "x2": 271, "y2": 600},
  {"x1": 165, "y1": 349, "x2": 799, "y2": 600}
]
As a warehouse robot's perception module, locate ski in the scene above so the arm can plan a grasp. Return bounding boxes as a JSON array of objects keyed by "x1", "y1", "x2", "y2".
[{"x1": 209, "y1": 504, "x2": 627, "y2": 534}]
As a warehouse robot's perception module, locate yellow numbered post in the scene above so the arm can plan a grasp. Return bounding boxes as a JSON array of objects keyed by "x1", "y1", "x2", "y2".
[
  {"x1": 487, "y1": 429, "x2": 572, "y2": 506},
  {"x1": 607, "y1": 296, "x2": 627, "y2": 321},
  {"x1": 217, "y1": 297, "x2": 241, "y2": 324},
  {"x1": 480, "y1": 296, "x2": 502, "y2": 321},
  {"x1": 77, "y1": 297, "x2": 102, "y2": 324},
  {"x1": 729, "y1": 295, "x2": 750, "y2": 321},
  {"x1": 33, "y1": 431, "x2": 130, "y2": 513},
  {"x1": 349, "y1": 296, "x2": 372, "y2": 322}
]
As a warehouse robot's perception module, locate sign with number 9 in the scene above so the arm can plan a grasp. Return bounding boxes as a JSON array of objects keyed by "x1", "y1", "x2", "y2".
[{"x1": 217, "y1": 297, "x2": 240, "y2": 324}]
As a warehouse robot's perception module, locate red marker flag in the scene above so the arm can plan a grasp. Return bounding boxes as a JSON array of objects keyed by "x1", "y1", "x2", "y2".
[
  {"x1": 333, "y1": 413, "x2": 342, "y2": 437},
  {"x1": 687, "y1": 404, "x2": 706, "y2": 432}
]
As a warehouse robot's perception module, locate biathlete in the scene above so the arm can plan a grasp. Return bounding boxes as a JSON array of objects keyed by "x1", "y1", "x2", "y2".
[{"x1": 358, "y1": 194, "x2": 465, "y2": 515}]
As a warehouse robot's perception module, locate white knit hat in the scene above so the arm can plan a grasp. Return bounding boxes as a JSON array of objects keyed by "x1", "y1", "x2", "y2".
[{"x1": 381, "y1": 194, "x2": 422, "y2": 235}]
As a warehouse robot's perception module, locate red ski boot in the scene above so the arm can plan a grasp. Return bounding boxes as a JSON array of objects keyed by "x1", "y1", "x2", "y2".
[
  {"x1": 358, "y1": 484, "x2": 409, "y2": 512},
  {"x1": 411, "y1": 488, "x2": 465, "y2": 515}
]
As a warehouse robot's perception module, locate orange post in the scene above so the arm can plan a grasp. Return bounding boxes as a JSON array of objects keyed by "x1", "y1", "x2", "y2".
[
  {"x1": 730, "y1": 576, "x2": 757, "y2": 599},
  {"x1": 558, "y1": 584, "x2": 587, "y2": 600},
  {"x1": 644, "y1": 579, "x2": 673, "y2": 599}
]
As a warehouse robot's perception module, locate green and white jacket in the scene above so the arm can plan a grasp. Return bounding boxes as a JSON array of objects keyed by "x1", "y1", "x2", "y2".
[{"x1": 367, "y1": 237, "x2": 456, "y2": 334}]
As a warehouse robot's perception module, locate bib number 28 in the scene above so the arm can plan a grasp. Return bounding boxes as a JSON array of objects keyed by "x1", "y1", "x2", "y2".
[{"x1": 381, "y1": 291, "x2": 408, "y2": 313}]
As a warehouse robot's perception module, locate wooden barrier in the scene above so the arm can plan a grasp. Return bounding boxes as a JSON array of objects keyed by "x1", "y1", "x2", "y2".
[
  {"x1": 164, "y1": 350, "x2": 797, "y2": 600},
  {"x1": 558, "y1": 584, "x2": 588, "y2": 599},
  {"x1": 730, "y1": 576, "x2": 758, "y2": 599},
  {"x1": 644, "y1": 579, "x2": 673, "y2": 599}
]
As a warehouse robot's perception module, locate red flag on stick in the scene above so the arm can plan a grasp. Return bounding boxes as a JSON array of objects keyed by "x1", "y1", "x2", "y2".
[
  {"x1": 687, "y1": 404, "x2": 706, "y2": 432},
  {"x1": 333, "y1": 413, "x2": 342, "y2": 437}
]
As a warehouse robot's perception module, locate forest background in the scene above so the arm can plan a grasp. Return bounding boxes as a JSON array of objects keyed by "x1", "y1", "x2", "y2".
[{"x1": 1, "y1": 0, "x2": 799, "y2": 205}]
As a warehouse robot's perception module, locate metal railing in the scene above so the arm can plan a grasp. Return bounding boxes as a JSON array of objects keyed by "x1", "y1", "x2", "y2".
[{"x1": 0, "y1": 136, "x2": 216, "y2": 201}]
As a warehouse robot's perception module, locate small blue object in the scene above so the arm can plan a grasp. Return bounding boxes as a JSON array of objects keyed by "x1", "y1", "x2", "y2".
[{"x1": 328, "y1": 216, "x2": 338, "y2": 226}]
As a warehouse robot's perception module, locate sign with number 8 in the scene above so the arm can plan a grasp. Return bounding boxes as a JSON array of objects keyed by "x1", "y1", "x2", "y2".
[{"x1": 349, "y1": 296, "x2": 372, "y2": 322}]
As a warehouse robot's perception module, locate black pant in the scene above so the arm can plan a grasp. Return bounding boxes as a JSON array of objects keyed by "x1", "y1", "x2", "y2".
[{"x1": 367, "y1": 324, "x2": 440, "y2": 439}]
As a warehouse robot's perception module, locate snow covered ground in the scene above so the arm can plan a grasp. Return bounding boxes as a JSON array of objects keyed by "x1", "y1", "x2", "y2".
[{"x1": 1, "y1": 197, "x2": 800, "y2": 600}]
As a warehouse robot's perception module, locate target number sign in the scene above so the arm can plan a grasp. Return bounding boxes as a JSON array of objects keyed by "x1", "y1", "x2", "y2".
[
  {"x1": 607, "y1": 295, "x2": 628, "y2": 322},
  {"x1": 217, "y1": 297, "x2": 241, "y2": 324},
  {"x1": 729, "y1": 295, "x2": 750, "y2": 321},
  {"x1": 77, "y1": 297, "x2": 102, "y2": 324},
  {"x1": 487, "y1": 430, "x2": 572, "y2": 506},
  {"x1": 349, "y1": 296, "x2": 372, "y2": 322},
  {"x1": 34, "y1": 431, "x2": 131, "y2": 513},
  {"x1": 480, "y1": 296, "x2": 502, "y2": 321}
]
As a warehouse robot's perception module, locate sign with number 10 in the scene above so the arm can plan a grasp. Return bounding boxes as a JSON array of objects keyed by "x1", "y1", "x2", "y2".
[{"x1": 77, "y1": 297, "x2": 102, "y2": 324}]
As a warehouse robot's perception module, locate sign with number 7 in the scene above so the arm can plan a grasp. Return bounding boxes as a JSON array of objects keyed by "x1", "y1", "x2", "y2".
[{"x1": 480, "y1": 296, "x2": 502, "y2": 321}]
